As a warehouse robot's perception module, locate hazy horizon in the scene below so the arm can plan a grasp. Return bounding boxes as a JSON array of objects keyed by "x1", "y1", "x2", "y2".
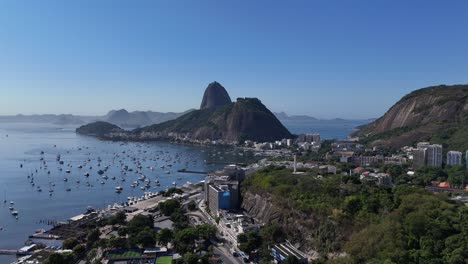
[
  {"x1": 0, "y1": 108, "x2": 374, "y2": 121},
  {"x1": 1, "y1": 1, "x2": 467, "y2": 119}
]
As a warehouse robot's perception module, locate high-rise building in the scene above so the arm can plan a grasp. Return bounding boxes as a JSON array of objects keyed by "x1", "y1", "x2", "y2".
[
  {"x1": 413, "y1": 142, "x2": 442, "y2": 168},
  {"x1": 296, "y1": 133, "x2": 320, "y2": 143},
  {"x1": 466, "y1": 150, "x2": 468, "y2": 168},
  {"x1": 204, "y1": 175, "x2": 240, "y2": 216},
  {"x1": 208, "y1": 185, "x2": 231, "y2": 215},
  {"x1": 412, "y1": 148, "x2": 427, "y2": 168},
  {"x1": 426, "y1": 144, "x2": 443, "y2": 167},
  {"x1": 447, "y1": 151, "x2": 462, "y2": 166}
]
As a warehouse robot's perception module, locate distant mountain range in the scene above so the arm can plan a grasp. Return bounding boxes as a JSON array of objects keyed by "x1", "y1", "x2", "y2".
[
  {"x1": 274, "y1": 112, "x2": 373, "y2": 123},
  {"x1": 0, "y1": 102, "x2": 370, "y2": 130},
  {"x1": 104, "y1": 109, "x2": 193, "y2": 128},
  {"x1": 0, "y1": 109, "x2": 193, "y2": 128}
]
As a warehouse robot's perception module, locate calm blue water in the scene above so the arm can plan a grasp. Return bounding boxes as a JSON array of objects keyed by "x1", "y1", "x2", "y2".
[
  {"x1": 282, "y1": 119, "x2": 368, "y2": 139},
  {"x1": 0, "y1": 123, "x2": 255, "y2": 263}
]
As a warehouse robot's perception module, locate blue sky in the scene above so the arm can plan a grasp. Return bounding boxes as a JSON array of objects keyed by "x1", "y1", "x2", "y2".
[{"x1": 0, "y1": 0, "x2": 467, "y2": 119}]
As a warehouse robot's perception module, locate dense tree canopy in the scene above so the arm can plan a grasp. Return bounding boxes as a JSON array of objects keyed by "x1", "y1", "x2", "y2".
[{"x1": 243, "y1": 166, "x2": 468, "y2": 263}]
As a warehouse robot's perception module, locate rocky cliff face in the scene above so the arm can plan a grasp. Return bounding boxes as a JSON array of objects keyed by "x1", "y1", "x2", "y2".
[
  {"x1": 200, "y1": 81, "x2": 232, "y2": 110},
  {"x1": 241, "y1": 190, "x2": 344, "y2": 257},
  {"x1": 356, "y1": 84, "x2": 468, "y2": 149}
]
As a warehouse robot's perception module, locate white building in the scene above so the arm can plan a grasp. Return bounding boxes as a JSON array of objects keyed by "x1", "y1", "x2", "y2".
[{"x1": 447, "y1": 151, "x2": 462, "y2": 166}]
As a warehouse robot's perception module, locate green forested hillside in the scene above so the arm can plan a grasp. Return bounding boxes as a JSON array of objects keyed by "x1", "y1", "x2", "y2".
[{"x1": 241, "y1": 166, "x2": 468, "y2": 263}]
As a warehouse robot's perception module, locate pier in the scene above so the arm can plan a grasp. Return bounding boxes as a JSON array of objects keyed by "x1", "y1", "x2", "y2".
[
  {"x1": 177, "y1": 169, "x2": 208, "y2": 174},
  {"x1": 205, "y1": 161, "x2": 247, "y2": 166},
  {"x1": 0, "y1": 249, "x2": 30, "y2": 256}
]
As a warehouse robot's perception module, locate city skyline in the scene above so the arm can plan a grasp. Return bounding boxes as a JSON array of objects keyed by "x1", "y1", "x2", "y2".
[{"x1": 1, "y1": 1, "x2": 468, "y2": 118}]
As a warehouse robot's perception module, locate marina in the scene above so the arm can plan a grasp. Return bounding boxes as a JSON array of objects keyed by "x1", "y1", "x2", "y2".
[{"x1": 0, "y1": 122, "x2": 254, "y2": 261}]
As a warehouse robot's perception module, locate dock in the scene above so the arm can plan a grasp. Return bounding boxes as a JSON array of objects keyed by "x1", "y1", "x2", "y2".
[
  {"x1": 0, "y1": 249, "x2": 30, "y2": 256},
  {"x1": 177, "y1": 169, "x2": 208, "y2": 174}
]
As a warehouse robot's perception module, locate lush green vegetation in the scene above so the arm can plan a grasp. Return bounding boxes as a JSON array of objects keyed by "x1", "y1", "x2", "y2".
[
  {"x1": 380, "y1": 164, "x2": 468, "y2": 188},
  {"x1": 344, "y1": 188, "x2": 468, "y2": 263},
  {"x1": 76, "y1": 121, "x2": 123, "y2": 137},
  {"x1": 238, "y1": 225, "x2": 284, "y2": 263},
  {"x1": 43, "y1": 252, "x2": 75, "y2": 264},
  {"x1": 359, "y1": 126, "x2": 415, "y2": 146},
  {"x1": 427, "y1": 123, "x2": 468, "y2": 153},
  {"x1": 242, "y1": 166, "x2": 468, "y2": 263},
  {"x1": 85, "y1": 198, "x2": 218, "y2": 264}
]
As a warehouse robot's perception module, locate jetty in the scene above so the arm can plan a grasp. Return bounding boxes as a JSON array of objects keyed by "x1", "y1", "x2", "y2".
[
  {"x1": 177, "y1": 169, "x2": 208, "y2": 174},
  {"x1": 0, "y1": 249, "x2": 30, "y2": 256}
]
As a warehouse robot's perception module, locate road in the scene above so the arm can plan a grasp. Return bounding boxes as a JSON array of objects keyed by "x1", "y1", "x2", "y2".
[
  {"x1": 213, "y1": 245, "x2": 243, "y2": 264},
  {"x1": 191, "y1": 201, "x2": 245, "y2": 264}
]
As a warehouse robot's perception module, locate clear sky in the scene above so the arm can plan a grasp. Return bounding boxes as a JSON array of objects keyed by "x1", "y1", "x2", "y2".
[{"x1": 0, "y1": 0, "x2": 467, "y2": 119}]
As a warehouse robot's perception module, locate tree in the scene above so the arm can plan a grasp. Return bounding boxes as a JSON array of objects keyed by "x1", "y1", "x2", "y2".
[
  {"x1": 109, "y1": 211, "x2": 127, "y2": 225},
  {"x1": 187, "y1": 200, "x2": 197, "y2": 211},
  {"x1": 171, "y1": 209, "x2": 189, "y2": 230},
  {"x1": 44, "y1": 253, "x2": 74, "y2": 264},
  {"x1": 174, "y1": 227, "x2": 198, "y2": 253},
  {"x1": 343, "y1": 195, "x2": 362, "y2": 216},
  {"x1": 158, "y1": 228, "x2": 174, "y2": 247},
  {"x1": 108, "y1": 235, "x2": 128, "y2": 249},
  {"x1": 63, "y1": 238, "x2": 79, "y2": 250},
  {"x1": 196, "y1": 224, "x2": 217, "y2": 240},
  {"x1": 238, "y1": 231, "x2": 261, "y2": 254},
  {"x1": 72, "y1": 244, "x2": 86, "y2": 257},
  {"x1": 183, "y1": 253, "x2": 199, "y2": 264},
  {"x1": 132, "y1": 227, "x2": 156, "y2": 247},
  {"x1": 127, "y1": 214, "x2": 153, "y2": 235},
  {"x1": 118, "y1": 227, "x2": 128, "y2": 237},
  {"x1": 159, "y1": 199, "x2": 181, "y2": 216},
  {"x1": 260, "y1": 224, "x2": 284, "y2": 245},
  {"x1": 86, "y1": 228, "x2": 100, "y2": 248}
]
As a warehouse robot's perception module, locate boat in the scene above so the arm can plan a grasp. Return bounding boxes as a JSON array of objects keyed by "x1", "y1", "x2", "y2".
[
  {"x1": 115, "y1": 186, "x2": 123, "y2": 191},
  {"x1": 11, "y1": 211, "x2": 18, "y2": 216},
  {"x1": 66, "y1": 188, "x2": 71, "y2": 192}
]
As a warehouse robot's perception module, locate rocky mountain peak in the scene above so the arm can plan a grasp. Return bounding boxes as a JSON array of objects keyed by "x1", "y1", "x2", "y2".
[{"x1": 200, "y1": 81, "x2": 232, "y2": 110}]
